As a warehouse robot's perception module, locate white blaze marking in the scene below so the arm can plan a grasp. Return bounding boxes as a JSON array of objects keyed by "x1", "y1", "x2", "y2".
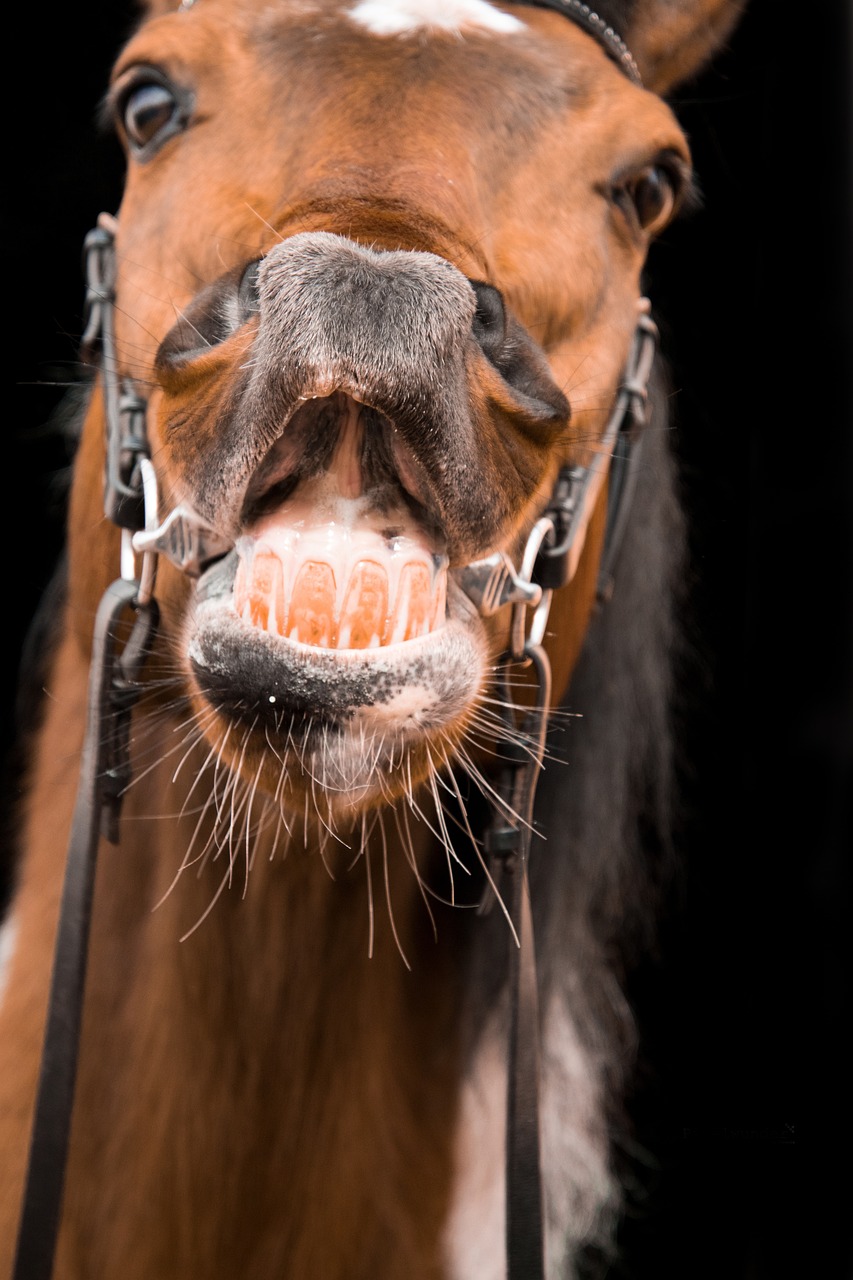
[{"x1": 347, "y1": 0, "x2": 523, "y2": 36}]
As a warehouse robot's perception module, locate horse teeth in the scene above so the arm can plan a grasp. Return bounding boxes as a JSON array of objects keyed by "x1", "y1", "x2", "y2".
[
  {"x1": 249, "y1": 550, "x2": 285, "y2": 636},
  {"x1": 431, "y1": 570, "x2": 447, "y2": 630},
  {"x1": 337, "y1": 560, "x2": 388, "y2": 649},
  {"x1": 288, "y1": 561, "x2": 337, "y2": 647},
  {"x1": 235, "y1": 541, "x2": 447, "y2": 650},
  {"x1": 234, "y1": 557, "x2": 247, "y2": 615},
  {"x1": 387, "y1": 561, "x2": 432, "y2": 644}
]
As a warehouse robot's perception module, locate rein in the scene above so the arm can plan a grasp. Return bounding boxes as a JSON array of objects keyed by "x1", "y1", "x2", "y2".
[
  {"x1": 13, "y1": 9, "x2": 653, "y2": 1277},
  {"x1": 456, "y1": 307, "x2": 657, "y2": 1278}
]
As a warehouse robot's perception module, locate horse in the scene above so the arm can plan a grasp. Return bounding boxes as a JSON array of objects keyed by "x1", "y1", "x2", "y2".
[{"x1": 0, "y1": 1, "x2": 747, "y2": 1277}]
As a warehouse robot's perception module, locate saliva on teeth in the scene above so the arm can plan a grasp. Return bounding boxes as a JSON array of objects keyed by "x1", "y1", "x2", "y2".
[{"x1": 233, "y1": 519, "x2": 447, "y2": 650}]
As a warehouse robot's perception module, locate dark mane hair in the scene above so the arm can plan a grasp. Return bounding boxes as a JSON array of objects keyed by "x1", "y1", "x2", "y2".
[
  {"x1": 0, "y1": 381, "x2": 88, "y2": 918},
  {"x1": 458, "y1": 360, "x2": 686, "y2": 1267}
]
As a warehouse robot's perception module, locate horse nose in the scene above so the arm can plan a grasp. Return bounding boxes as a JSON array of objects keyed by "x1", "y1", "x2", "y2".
[
  {"x1": 155, "y1": 229, "x2": 569, "y2": 554},
  {"x1": 251, "y1": 231, "x2": 477, "y2": 407}
]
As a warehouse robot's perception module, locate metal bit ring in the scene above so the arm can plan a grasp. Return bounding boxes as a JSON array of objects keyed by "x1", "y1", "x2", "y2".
[{"x1": 510, "y1": 516, "x2": 555, "y2": 660}]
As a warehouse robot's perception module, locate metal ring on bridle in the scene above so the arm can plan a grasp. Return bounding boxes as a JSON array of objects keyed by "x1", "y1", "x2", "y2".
[
  {"x1": 510, "y1": 516, "x2": 556, "y2": 660},
  {"x1": 130, "y1": 457, "x2": 160, "y2": 607}
]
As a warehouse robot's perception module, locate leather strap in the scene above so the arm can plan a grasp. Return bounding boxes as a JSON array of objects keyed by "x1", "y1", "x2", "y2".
[
  {"x1": 484, "y1": 640, "x2": 553, "y2": 1278},
  {"x1": 512, "y1": 0, "x2": 643, "y2": 84},
  {"x1": 12, "y1": 581, "x2": 158, "y2": 1280},
  {"x1": 505, "y1": 835, "x2": 547, "y2": 1277}
]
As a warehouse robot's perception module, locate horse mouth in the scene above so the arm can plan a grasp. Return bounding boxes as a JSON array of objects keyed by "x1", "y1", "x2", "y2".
[
  {"x1": 186, "y1": 391, "x2": 488, "y2": 809},
  {"x1": 231, "y1": 390, "x2": 450, "y2": 650}
]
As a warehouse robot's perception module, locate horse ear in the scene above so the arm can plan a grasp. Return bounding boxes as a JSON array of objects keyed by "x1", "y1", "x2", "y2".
[{"x1": 620, "y1": 0, "x2": 747, "y2": 94}]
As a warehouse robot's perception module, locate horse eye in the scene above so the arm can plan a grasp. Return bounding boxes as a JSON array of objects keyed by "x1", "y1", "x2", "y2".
[
  {"x1": 119, "y1": 79, "x2": 183, "y2": 152},
  {"x1": 622, "y1": 165, "x2": 677, "y2": 234}
]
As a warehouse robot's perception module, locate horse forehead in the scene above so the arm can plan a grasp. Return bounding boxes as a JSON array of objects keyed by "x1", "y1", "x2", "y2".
[
  {"x1": 115, "y1": 2, "x2": 682, "y2": 281},
  {"x1": 177, "y1": 0, "x2": 525, "y2": 36},
  {"x1": 122, "y1": 0, "x2": 593, "y2": 108},
  {"x1": 117, "y1": 2, "x2": 595, "y2": 213},
  {"x1": 345, "y1": 0, "x2": 524, "y2": 36}
]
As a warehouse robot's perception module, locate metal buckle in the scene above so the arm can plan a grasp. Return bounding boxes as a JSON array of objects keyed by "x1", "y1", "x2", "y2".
[
  {"x1": 509, "y1": 518, "x2": 556, "y2": 660},
  {"x1": 452, "y1": 517, "x2": 556, "y2": 664},
  {"x1": 132, "y1": 504, "x2": 233, "y2": 579},
  {"x1": 121, "y1": 457, "x2": 160, "y2": 606},
  {"x1": 452, "y1": 553, "x2": 542, "y2": 617},
  {"x1": 83, "y1": 216, "x2": 152, "y2": 532},
  {"x1": 479, "y1": 635, "x2": 553, "y2": 917},
  {"x1": 125, "y1": 460, "x2": 234, "y2": 586}
]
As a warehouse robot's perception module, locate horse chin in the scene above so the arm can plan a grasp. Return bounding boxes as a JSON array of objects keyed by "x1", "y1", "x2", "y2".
[{"x1": 183, "y1": 557, "x2": 489, "y2": 817}]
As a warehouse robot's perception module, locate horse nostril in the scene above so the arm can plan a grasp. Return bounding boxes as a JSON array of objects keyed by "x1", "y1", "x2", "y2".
[
  {"x1": 155, "y1": 260, "x2": 263, "y2": 373},
  {"x1": 470, "y1": 280, "x2": 507, "y2": 362},
  {"x1": 238, "y1": 260, "x2": 262, "y2": 322}
]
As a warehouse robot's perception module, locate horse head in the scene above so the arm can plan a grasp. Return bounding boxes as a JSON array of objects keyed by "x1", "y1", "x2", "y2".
[
  {"x1": 3, "y1": 4, "x2": 747, "y2": 1278},
  {"x1": 69, "y1": 0, "x2": 734, "y2": 819}
]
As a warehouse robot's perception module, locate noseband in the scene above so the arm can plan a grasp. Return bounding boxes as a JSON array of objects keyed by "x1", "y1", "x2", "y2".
[{"x1": 13, "y1": 8, "x2": 654, "y2": 1279}]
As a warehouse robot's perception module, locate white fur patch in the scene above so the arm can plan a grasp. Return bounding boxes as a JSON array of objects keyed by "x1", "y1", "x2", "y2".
[
  {"x1": 539, "y1": 994, "x2": 617, "y2": 1272},
  {"x1": 0, "y1": 912, "x2": 18, "y2": 1010},
  {"x1": 347, "y1": 0, "x2": 523, "y2": 37},
  {"x1": 443, "y1": 996, "x2": 617, "y2": 1278},
  {"x1": 443, "y1": 1014, "x2": 506, "y2": 1280}
]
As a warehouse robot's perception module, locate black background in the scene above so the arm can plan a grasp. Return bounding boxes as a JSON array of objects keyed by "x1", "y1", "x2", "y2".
[{"x1": 6, "y1": 2, "x2": 851, "y2": 1277}]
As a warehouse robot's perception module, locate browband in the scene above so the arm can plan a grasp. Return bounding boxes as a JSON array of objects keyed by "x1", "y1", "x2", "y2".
[{"x1": 512, "y1": 0, "x2": 643, "y2": 85}]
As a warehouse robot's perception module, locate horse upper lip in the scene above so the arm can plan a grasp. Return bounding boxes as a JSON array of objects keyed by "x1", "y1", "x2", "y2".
[{"x1": 238, "y1": 391, "x2": 444, "y2": 542}]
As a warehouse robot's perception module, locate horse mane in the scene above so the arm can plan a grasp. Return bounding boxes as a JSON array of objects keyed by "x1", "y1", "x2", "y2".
[
  {"x1": 0, "y1": 379, "x2": 91, "y2": 920},
  {"x1": 450, "y1": 358, "x2": 686, "y2": 1267}
]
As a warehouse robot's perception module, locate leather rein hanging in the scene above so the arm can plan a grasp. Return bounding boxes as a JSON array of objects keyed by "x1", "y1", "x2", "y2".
[{"x1": 12, "y1": 9, "x2": 652, "y2": 1279}]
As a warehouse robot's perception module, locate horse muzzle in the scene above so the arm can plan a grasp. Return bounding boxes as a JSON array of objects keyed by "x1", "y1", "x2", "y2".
[
  {"x1": 138, "y1": 230, "x2": 571, "y2": 803},
  {"x1": 154, "y1": 230, "x2": 569, "y2": 561}
]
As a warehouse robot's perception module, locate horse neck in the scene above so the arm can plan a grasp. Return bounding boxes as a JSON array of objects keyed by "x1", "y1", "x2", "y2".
[
  {"x1": 14, "y1": 596, "x2": 461, "y2": 1094},
  {"x1": 93, "y1": 700, "x2": 459, "y2": 1028},
  {"x1": 26, "y1": 632, "x2": 465, "y2": 1276}
]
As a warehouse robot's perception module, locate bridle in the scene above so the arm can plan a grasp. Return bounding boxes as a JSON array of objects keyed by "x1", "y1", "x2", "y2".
[
  {"x1": 12, "y1": 6, "x2": 654, "y2": 1279},
  {"x1": 515, "y1": 0, "x2": 643, "y2": 83}
]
